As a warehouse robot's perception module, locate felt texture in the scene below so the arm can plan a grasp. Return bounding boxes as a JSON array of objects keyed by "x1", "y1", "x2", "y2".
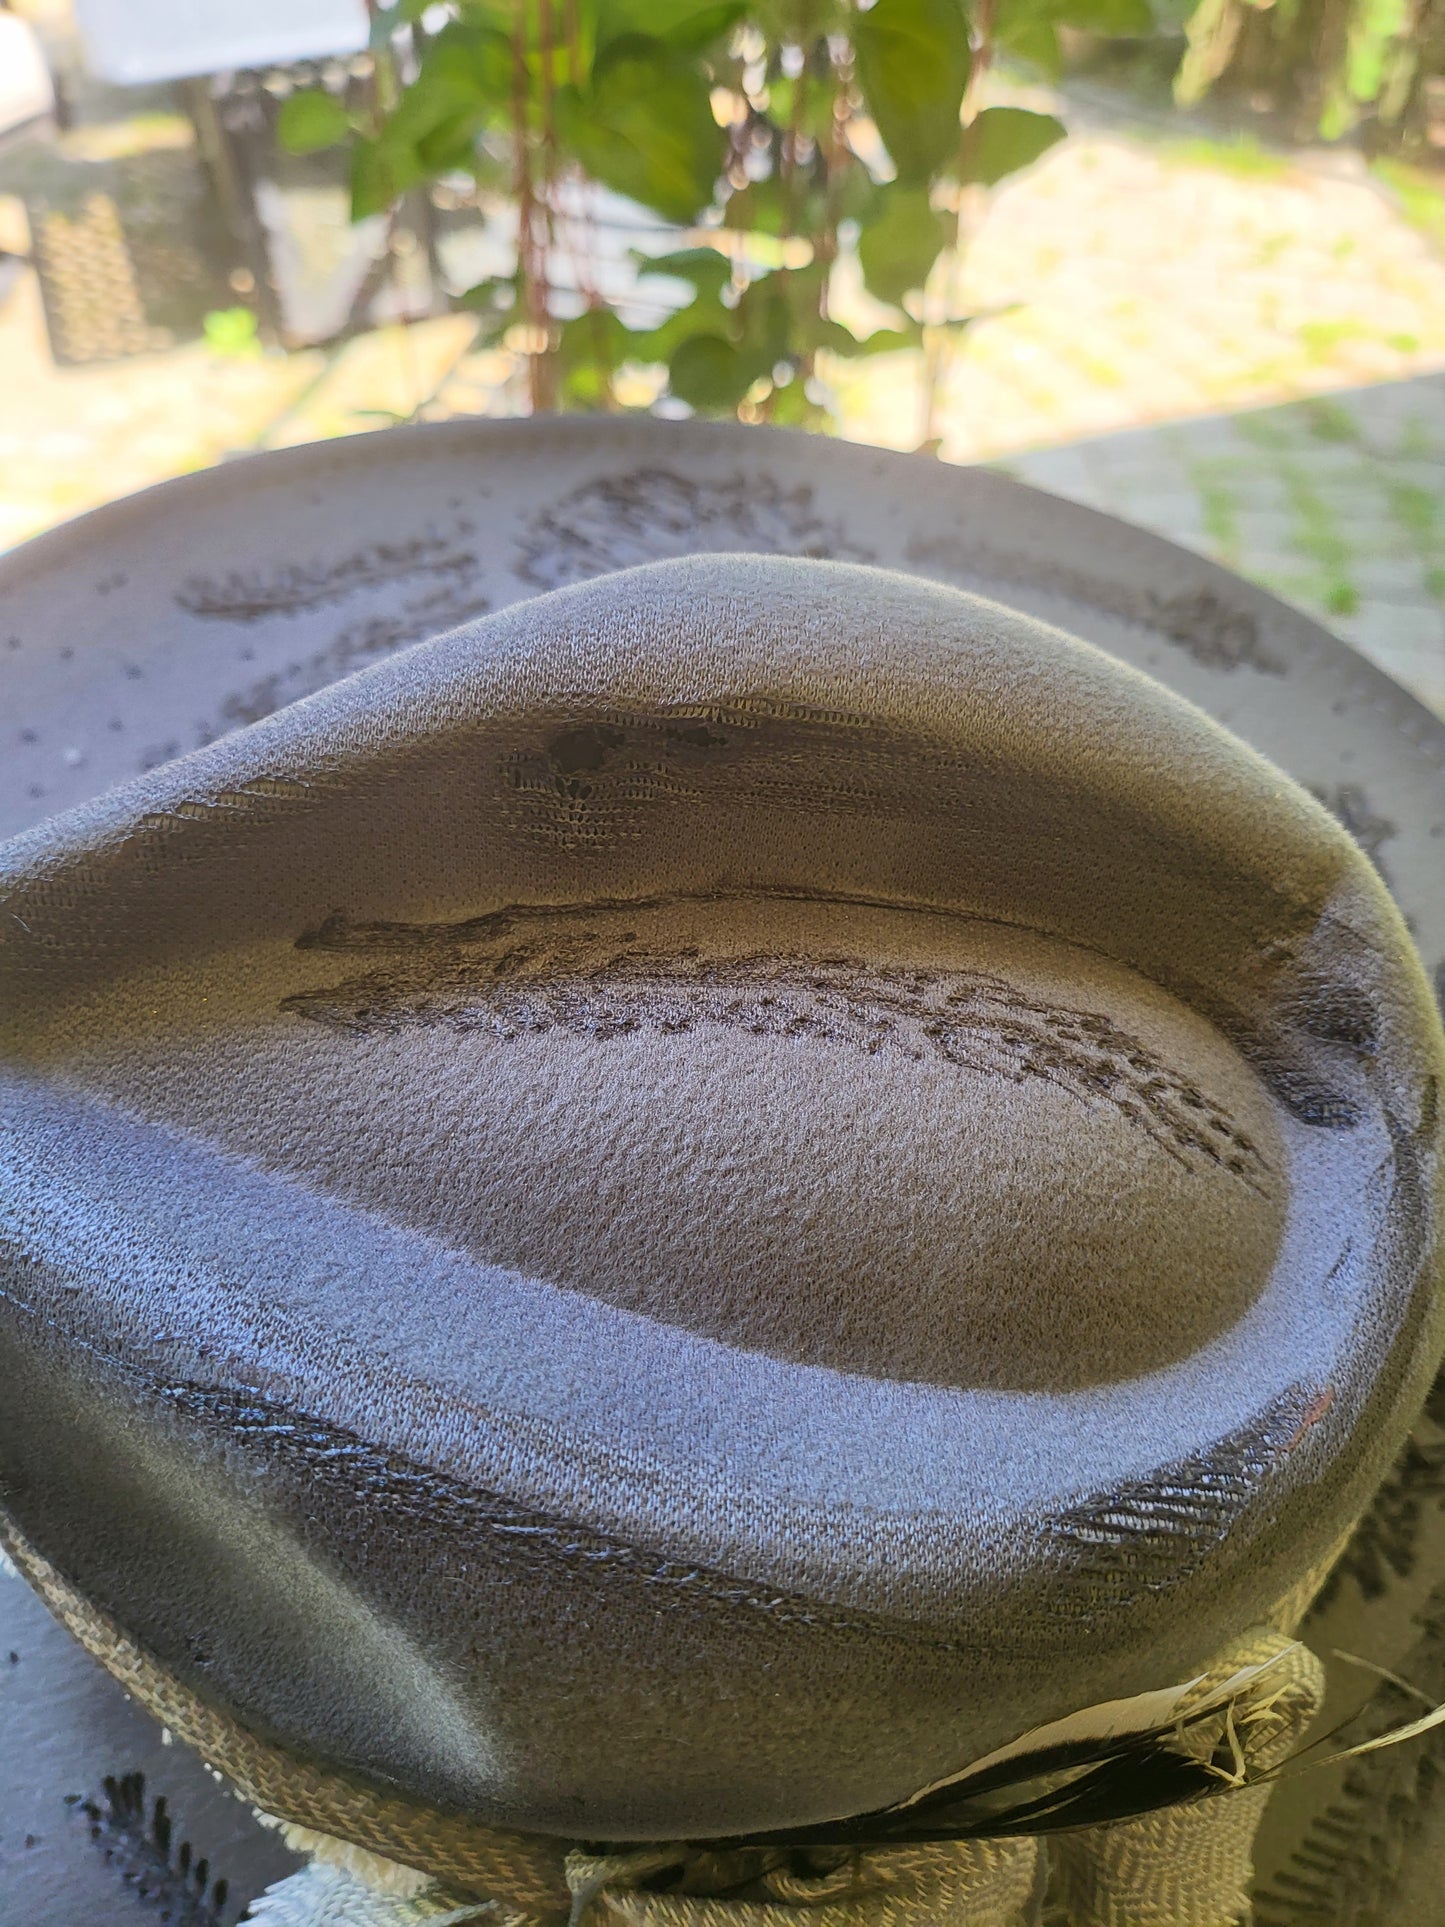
[{"x1": 0, "y1": 554, "x2": 1441, "y2": 1839}]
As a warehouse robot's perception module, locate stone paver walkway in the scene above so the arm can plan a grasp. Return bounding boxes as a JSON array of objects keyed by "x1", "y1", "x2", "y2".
[{"x1": 1003, "y1": 374, "x2": 1445, "y2": 719}]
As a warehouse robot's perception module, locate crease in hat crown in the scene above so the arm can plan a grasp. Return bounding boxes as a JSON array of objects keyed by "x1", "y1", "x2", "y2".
[{"x1": 0, "y1": 551, "x2": 1441, "y2": 1849}]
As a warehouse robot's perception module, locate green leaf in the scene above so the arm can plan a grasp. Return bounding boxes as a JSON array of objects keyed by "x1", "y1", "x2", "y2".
[
  {"x1": 721, "y1": 172, "x2": 832, "y2": 239},
  {"x1": 556, "y1": 307, "x2": 631, "y2": 407},
  {"x1": 954, "y1": 106, "x2": 1065, "y2": 186},
  {"x1": 767, "y1": 375, "x2": 827, "y2": 427},
  {"x1": 367, "y1": 0, "x2": 437, "y2": 52},
  {"x1": 734, "y1": 271, "x2": 793, "y2": 366},
  {"x1": 453, "y1": 0, "x2": 525, "y2": 24},
  {"x1": 635, "y1": 246, "x2": 733, "y2": 299},
  {"x1": 401, "y1": 21, "x2": 514, "y2": 123},
  {"x1": 805, "y1": 314, "x2": 868, "y2": 354},
  {"x1": 458, "y1": 273, "x2": 519, "y2": 341},
  {"x1": 277, "y1": 89, "x2": 351, "y2": 154},
  {"x1": 202, "y1": 307, "x2": 262, "y2": 357},
  {"x1": 833, "y1": 150, "x2": 883, "y2": 223},
  {"x1": 827, "y1": 320, "x2": 924, "y2": 357},
  {"x1": 1344, "y1": 0, "x2": 1410, "y2": 103},
  {"x1": 668, "y1": 332, "x2": 755, "y2": 409},
  {"x1": 1056, "y1": 0, "x2": 1154, "y2": 32},
  {"x1": 350, "y1": 132, "x2": 426, "y2": 217},
  {"x1": 721, "y1": 175, "x2": 796, "y2": 235},
  {"x1": 557, "y1": 44, "x2": 725, "y2": 221},
  {"x1": 349, "y1": 21, "x2": 511, "y2": 212},
  {"x1": 766, "y1": 73, "x2": 842, "y2": 145},
  {"x1": 597, "y1": 0, "x2": 745, "y2": 52},
  {"x1": 626, "y1": 288, "x2": 732, "y2": 361},
  {"x1": 851, "y1": 0, "x2": 971, "y2": 184},
  {"x1": 626, "y1": 251, "x2": 734, "y2": 358},
  {"x1": 779, "y1": 257, "x2": 830, "y2": 324},
  {"x1": 412, "y1": 109, "x2": 488, "y2": 172},
  {"x1": 996, "y1": 14, "x2": 1062, "y2": 76},
  {"x1": 857, "y1": 184, "x2": 949, "y2": 306}
]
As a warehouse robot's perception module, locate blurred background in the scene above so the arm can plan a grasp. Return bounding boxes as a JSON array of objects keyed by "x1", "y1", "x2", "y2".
[{"x1": 0, "y1": 0, "x2": 1441, "y2": 716}]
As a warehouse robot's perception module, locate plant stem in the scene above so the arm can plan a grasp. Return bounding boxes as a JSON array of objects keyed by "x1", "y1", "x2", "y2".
[
  {"x1": 513, "y1": 0, "x2": 556, "y2": 411},
  {"x1": 539, "y1": 0, "x2": 565, "y2": 401},
  {"x1": 920, "y1": 0, "x2": 994, "y2": 450},
  {"x1": 819, "y1": 32, "x2": 852, "y2": 322}
]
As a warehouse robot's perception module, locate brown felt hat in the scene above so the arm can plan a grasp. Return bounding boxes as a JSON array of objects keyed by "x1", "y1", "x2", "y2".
[{"x1": 2, "y1": 544, "x2": 1441, "y2": 1861}]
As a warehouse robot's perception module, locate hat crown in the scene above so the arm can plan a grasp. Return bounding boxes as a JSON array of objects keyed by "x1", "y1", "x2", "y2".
[{"x1": 1, "y1": 553, "x2": 1441, "y2": 1837}]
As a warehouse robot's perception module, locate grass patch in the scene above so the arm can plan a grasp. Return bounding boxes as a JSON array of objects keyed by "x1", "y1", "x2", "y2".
[
  {"x1": 1180, "y1": 450, "x2": 1247, "y2": 564},
  {"x1": 1302, "y1": 397, "x2": 1358, "y2": 443},
  {"x1": 1070, "y1": 347, "x2": 1128, "y2": 389},
  {"x1": 1297, "y1": 318, "x2": 1371, "y2": 361},
  {"x1": 1159, "y1": 133, "x2": 1292, "y2": 181},
  {"x1": 1387, "y1": 480, "x2": 1441, "y2": 601},
  {"x1": 1252, "y1": 568, "x2": 1322, "y2": 604},
  {"x1": 1400, "y1": 418, "x2": 1433, "y2": 459},
  {"x1": 1387, "y1": 478, "x2": 1437, "y2": 543},
  {"x1": 1372, "y1": 158, "x2": 1445, "y2": 252},
  {"x1": 1235, "y1": 411, "x2": 1293, "y2": 452},
  {"x1": 1280, "y1": 458, "x2": 1359, "y2": 620},
  {"x1": 1251, "y1": 232, "x2": 1294, "y2": 269}
]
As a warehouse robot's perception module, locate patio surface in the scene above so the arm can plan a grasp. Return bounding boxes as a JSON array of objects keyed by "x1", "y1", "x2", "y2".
[{"x1": 1005, "y1": 374, "x2": 1445, "y2": 718}]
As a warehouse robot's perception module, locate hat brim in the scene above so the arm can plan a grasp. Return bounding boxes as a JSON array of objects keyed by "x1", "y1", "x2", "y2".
[
  {"x1": 4, "y1": 418, "x2": 1442, "y2": 991},
  {"x1": 2, "y1": 420, "x2": 1444, "y2": 1916}
]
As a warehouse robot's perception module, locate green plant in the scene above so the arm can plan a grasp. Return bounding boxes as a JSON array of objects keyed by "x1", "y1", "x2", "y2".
[
  {"x1": 278, "y1": 0, "x2": 1093, "y2": 432},
  {"x1": 201, "y1": 306, "x2": 263, "y2": 358},
  {"x1": 1175, "y1": 0, "x2": 1445, "y2": 150},
  {"x1": 1373, "y1": 155, "x2": 1445, "y2": 247}
]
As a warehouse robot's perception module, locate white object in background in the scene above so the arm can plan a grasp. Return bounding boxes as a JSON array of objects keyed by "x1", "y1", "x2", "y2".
[
  {"x1": 72, "y1": 0, "x2": 370, "y2": 87},
  {"x1": 0, "y1": 13, "x2": 55, "y2": 143}
]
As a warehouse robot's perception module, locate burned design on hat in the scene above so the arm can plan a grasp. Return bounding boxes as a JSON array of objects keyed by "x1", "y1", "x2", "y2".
[
  {"x1": 516, "y1": 467, "x2": 869, "y2": 592},
  {"x1": 286, "y1": 891, "x2": 1274, "y2": 1194},
  {"x1": 907, "y1": 532, "x2": 1288, "y2": 676}
]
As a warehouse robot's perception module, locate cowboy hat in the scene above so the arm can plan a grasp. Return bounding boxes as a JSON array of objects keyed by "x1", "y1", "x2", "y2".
[{"x1": 1, "y1": 421, "x2": 1442, "y2": 1925}]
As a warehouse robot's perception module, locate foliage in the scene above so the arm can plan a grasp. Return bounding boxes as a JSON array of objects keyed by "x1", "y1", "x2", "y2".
[
  {"x1": 202, "y1": 307, "x2": 263, "y2": 358},
  {"x1": 1372, "y1": 154, "x2": 1445, "y2": 248},
  {"x1": 276, "y1": 89, "x2": 352, "y2": 154},
  {"x1": 277, "y1": 0, "x2": 1130, "y2": 428},
  {"x1": 1175, "y1": 0, "x2": 1445, "y2": 150}
]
